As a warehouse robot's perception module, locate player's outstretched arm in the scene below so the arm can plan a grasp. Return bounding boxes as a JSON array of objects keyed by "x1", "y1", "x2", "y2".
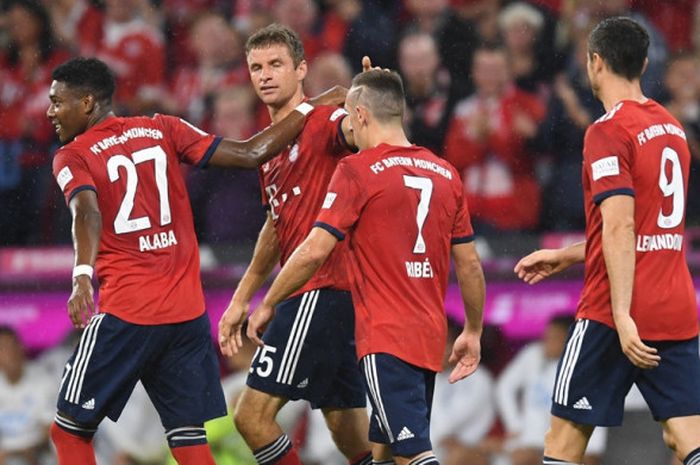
[
  {"x1": 67, "y1": 190, "x2": 102, "y2": 329},
  {"x1": 514, "y1": 241, "x2": 586, "y2": 284},
  {"x1": 448, "y1": 242, "x2": 485, "y2": 384},
  {"x1": 246, "y1": 227, "x2": 338, "y2": 347},
  {"x1": 208, "y1": 86, "x2": 348, "y2": 169},
  {"x1": 600, "y1": 195, "x2": 659, "y2": 369},
  {"x1": 219, "y1": 213, "x2": 280, "y2": 357}
]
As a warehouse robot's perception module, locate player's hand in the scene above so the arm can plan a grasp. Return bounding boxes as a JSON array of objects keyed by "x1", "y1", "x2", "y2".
[
  {"x1": 615, "y1": 314, "x2": 660, "y2": 369},
  {"x1": 218, "y1": 299, "x2": 248, "y2": 357},
  {"x1": 246, "y1": 303, "x2": 275, "y2": 347},
  {"x1": 514, "y1": 249, "x2": 570, "y2": 284},
  {"x1": 448, "y1": 330, "x2": 481, "y2": 383},
  {"x1": 361, "y1": 56, "x2": 393, "y2": 73},
  {"x1": 67, "y1": 275, "x2": 96, "y2": 329},
  {"x1": 308, "y1": 85, "x2": 348, "y2": 107}
]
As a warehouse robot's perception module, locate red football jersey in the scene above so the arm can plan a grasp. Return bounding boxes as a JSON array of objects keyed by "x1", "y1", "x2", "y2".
[
  {"x1": 315, "y1": 144, "x2": 474, "y2": 371},
  {"x1": 259, "y1": 105, "x2": 351, "y2": 295},
  {"x1": 53, "y1": 115, "x2": 221, "y2": 325},
  {"x1": 578, "y1": 100, "x2": 698, "y2": 340}
]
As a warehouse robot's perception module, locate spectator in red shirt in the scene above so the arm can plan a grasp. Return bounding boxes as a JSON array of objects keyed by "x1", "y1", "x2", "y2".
[
  {"x1": 444, "y1": 45, "x2": 545, "y2": 233},
  {"x1": 0, "y1": 0, "x2": 70, "y2": 245},
  {"x1": 166, "y1": 12, "x2": 247, "y2": 131},
  {"x1": 46, "y1": 0, "x2": 103, "y2": 56},
  {"x1": 96, "y1": 0, "x2": 166, "y2": 115}
]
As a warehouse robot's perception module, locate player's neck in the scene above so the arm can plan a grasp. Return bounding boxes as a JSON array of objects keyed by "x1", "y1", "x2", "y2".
[
  {"x1": 366, "y1": 124, "x2": 411, "y2": 149},
  {"x1": 268, "y1": 92, "x2": 305, "y2": 124},
  {"x1": 598, "y1": 77, "x2": 646, "y2": 112},
  {"x1": 87, "y1": 108, "x2": 116, "y2": 130}
]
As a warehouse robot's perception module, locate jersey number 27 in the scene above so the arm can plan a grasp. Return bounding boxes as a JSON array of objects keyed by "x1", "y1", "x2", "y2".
[{"x1": 107, "y1": 146, "x2": 172, "y2": 234}]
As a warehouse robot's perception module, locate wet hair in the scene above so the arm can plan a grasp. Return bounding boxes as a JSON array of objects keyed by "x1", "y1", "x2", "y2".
[
  {"x1": 52, "y1": 57, "x2": 116, "y2": 103},
  {"x1": 6, "y1": 0, "x2": 55, "y2": 66},
  {"x1": 349, "y1": 69, "x2": 405, "y2": 122},
  {"x1": 588, "y1": 17, "x2": 649, "y2": 80},
  {"x1": 245, "y1": 23, "x2": 305, "y2": 67}
]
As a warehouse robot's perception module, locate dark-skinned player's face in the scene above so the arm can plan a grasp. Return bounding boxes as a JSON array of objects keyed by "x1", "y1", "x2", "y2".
[{"x1": 46, "y1": 81, "x2": 90, "y2": 144}]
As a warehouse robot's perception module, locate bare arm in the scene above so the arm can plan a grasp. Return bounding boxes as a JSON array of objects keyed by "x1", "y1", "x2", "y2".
[
  {"x1": 448, "y1": 242, "x2": 486, "y2": 383},
  {"x1": 514, "y1": 241, "x2": 586, "y2": 284},
  {"x1": 68, "y1": 190, "x2": 102, "y2": 328},
  {"x1": 246, "y1": 227, "x2": 338, "y2": 346},
  {"x1": 208, "y1": 86, "x2": 348, "y2": 169},
  {"x1": 600, "y1": 195, "x2": 659, "y2": 369},
  {"x1": 218, "y1": 213, "x2": 280, "y2": 356}
]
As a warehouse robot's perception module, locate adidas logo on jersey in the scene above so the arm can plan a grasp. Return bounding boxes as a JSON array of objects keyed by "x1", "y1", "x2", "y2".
[
  {"x1": 573, "y1": 397, "x2": 592, "y2": 410},
  {"x1": 81, "y1": 398, "x2": 95, "y2": 410},
  {"x1": 397, "y1": 427, "x2": 415, "y2": 441},
  {"x1": 296, "y1": 378, "x2": 309, "y2": 389}
]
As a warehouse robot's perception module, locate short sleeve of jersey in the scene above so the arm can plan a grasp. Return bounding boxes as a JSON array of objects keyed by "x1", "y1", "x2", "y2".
[
  {"x1": 155, "y1": 114, "x2": 221, "y2": 167},
  {"x1": 52, "y1": 148, "x2": 96, "y2": 205},
  {"x1": 451, "y1": 176, "x2": 475, "y2": 244},
  {"x1": 315, "y1": 106, "x2": 352, "y2": 156},
  {"x1": 313, "y1": 162, "x2": 365, "y2": 240},
  {"x1": 583, "y1": 122, "x2": 635, "y2": 205}
]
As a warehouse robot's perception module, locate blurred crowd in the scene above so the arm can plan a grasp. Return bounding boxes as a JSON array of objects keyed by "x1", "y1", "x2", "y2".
[
  {"x1": 1, "y1": 0, "x2": 700, "y2": 247},
  {"x1": 0, "y1": 316, "x2": 679, "y2": 465}
]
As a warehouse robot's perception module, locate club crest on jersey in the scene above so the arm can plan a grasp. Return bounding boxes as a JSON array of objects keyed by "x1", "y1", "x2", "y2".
[{"x1": 289, "y1": 143, "x2": 300, "y2": 163}]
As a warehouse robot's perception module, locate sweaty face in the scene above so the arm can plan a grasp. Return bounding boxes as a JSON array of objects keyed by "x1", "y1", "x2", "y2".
[
  {"x1": 47, "y1": 81, "x2": 89, "y2": 144},
  {"x1": 247, "y1": 44, "x2": 306, "y2": 109}
]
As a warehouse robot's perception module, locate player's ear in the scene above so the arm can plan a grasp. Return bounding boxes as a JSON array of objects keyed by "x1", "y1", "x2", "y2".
[
  {"x1": 81, "y1": 94, "x2": 96, "y2": 115},
  {"x1": 641, "y1": 57, "x2": 649, "y2": 76},
  {"x1": 296, "y1": 59, "x2": 308, "y2": 80}
]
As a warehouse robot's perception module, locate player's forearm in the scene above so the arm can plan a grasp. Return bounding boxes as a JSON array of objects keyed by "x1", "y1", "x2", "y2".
[
  {"x1": 453, "y1": 244, "x2": 485, "y2": 334},
  {"x1": 209, "y1": 109, "x2": 306, "y2": 169},
  {"x1": 261, "y1": 241, "x2": 325, "y2": 308},
  {"x1": 71, "y1": 207, "x2": 101, "y2": 268},
  {"x1": 233, "y1": 217, "x2": 281, "y2": 305},
  {"x1": 560, "y1": 240, "x2": 586, "y2": 266},
  {"x1": 261, "y1": 228, "x2": 338, "y2": 308},
  {"x1": 602, "y1": 220, "x2": 635, "y2": 322}
]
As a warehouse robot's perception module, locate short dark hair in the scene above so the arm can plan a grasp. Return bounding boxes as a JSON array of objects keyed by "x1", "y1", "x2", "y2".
[
  {"x1": 245, "y1": 23, "x2": 305, "y2": 67},
  {"x1": 51, "y1": 57, "x2": 116, "y2": 103},
  {"x1": 350, "y1": 69, "x2": 405, "y2": 122},
  {"x1": 0, "y1": 325, "x2": 19, "y2": 341},
  {"x1": 588, "y1": 17, "x2": 649, "y2": 80},
  {"x1": 548, "y1": 314, "x2": 575, "y2": 332}
]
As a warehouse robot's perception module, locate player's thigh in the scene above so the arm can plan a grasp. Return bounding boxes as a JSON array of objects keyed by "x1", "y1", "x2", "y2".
[
  {"x1": 360, "y1": 353, "x2": 435, "y2": 459},
  {"x1": 551, "y1": 319, "x2": 635, "y2": 427},
  {"x1": 637, "y1": 337, "x2": 700, "y2": 423},
  {"x1": 56, "y1": 314, "x2": 150, "y2": 428},
  {"x1": 141, "y1": 313, "x2": 226, "y2": 430},
  {"x1": 247, "y1": 289, "x2": 364, "y2": 409}
]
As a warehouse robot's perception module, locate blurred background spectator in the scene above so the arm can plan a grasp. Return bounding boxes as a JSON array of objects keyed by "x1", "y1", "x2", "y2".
[
  {"x1": 495, "y1": 315, "x2": 607, "y2": 465},
  {"x1": 0, "y1": 326, "x2": 54, "y2": 465},
  {"x1": 444, "y1": 45, "x2": 545, "y2": 233}
]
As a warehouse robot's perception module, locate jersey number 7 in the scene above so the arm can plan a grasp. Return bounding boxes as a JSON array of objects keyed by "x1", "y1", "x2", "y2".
[{"x1": 403, "y1": 175, "x2": 434, "y2": 254}]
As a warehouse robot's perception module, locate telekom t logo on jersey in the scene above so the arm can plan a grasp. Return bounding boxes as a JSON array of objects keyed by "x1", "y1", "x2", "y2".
[{"x1": 265, "y1": 183, "x2": 302, "y2": 220}]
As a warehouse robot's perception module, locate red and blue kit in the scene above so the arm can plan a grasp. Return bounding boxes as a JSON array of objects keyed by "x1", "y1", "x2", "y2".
[
  {"x1": 578, "y1": 100, "x2": 698, "y2": 341},
  {"x1": 53, "y1": 115, "x2": 222, "y2": 325},
  {"x1": 259, "y1": 105, "x2": 352, "y2": 295},
  {"x1": 315, "y1": 143, "x2": 474, "y2": 372}
]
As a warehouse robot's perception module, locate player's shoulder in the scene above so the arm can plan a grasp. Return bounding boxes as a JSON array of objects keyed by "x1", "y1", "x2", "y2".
[
  {"x1": 308, "y1": 105, "x2": 347, "y2": 124},
  {"x1": 585, "y1": 103, "x2": 630, "y2": 142}
]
